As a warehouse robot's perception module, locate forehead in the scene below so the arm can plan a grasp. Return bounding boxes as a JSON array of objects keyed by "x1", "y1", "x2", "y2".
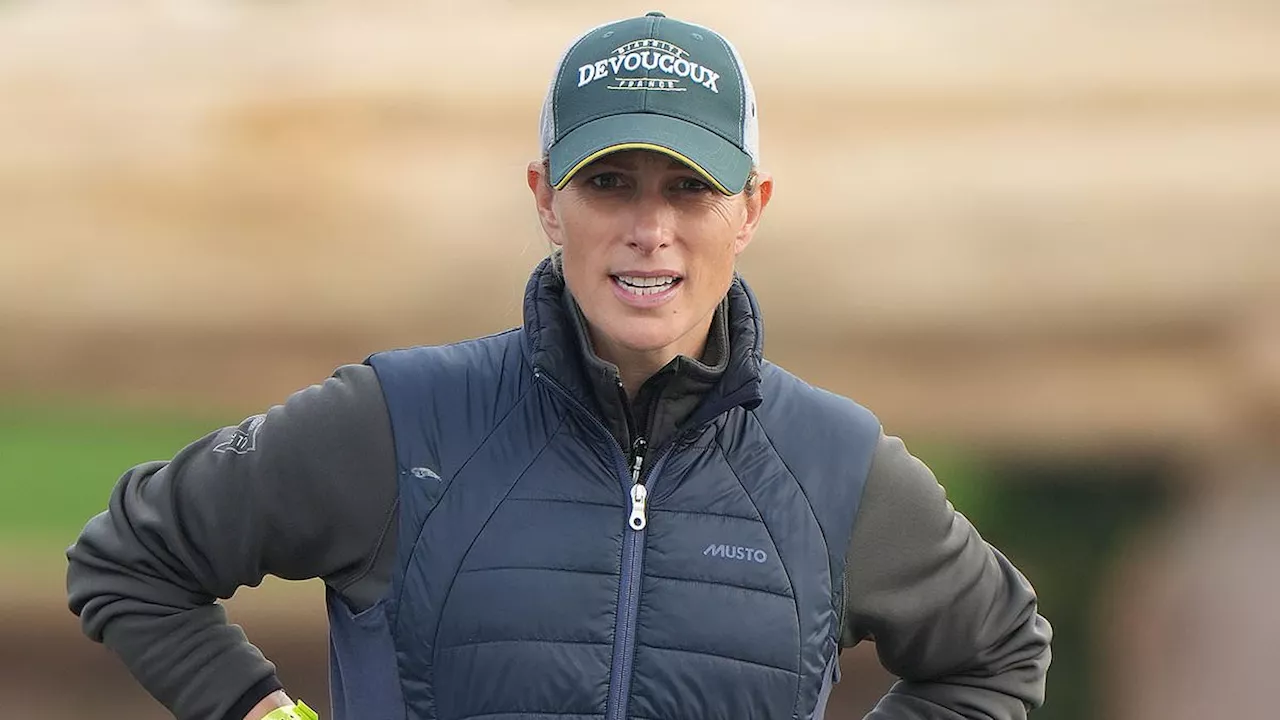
[{"x1": 586, "y1": 149, "x2": 693, "y2": 172}]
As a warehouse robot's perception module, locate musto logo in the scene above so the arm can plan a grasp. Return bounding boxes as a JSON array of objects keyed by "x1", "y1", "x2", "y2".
[
  {"x1": 703, "y1": 543, "x2": 768, "y2": 564},
  {"x1": 578, "y1": 38, "x2": 721, "y2": 93}
]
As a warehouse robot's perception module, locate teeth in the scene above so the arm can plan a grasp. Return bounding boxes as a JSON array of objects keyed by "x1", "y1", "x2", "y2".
[
  {"x1": 617, "y1": 275, "x2": 677, "y2": 287},
  {"x1": 615, "y1": 275, "x2": 679, "y2": 296}
]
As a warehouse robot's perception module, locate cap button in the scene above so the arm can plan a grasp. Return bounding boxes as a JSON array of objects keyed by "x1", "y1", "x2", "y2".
[{"x1": 645, "y1": 11, "x2": 666, "y2": 17}]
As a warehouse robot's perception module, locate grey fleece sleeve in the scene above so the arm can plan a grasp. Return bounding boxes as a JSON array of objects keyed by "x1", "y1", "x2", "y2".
[
  {"x1": 841, "y1": 432, "x2": 1052, "y2": 719},
  {"x1": 66, "y1": 364, "x2": 399, "y2": 720}
]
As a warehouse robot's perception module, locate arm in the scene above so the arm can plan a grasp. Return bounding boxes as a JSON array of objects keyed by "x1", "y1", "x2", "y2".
[
  {"x1": 841, "y1": 432, "x2": 1052, "y2": 719},
  {"x1": 66, "y1": 364, "x2": 399, "y2": 720},
  {"x1": 245, "y1": 691, "x2": 295, "y2": 720}
]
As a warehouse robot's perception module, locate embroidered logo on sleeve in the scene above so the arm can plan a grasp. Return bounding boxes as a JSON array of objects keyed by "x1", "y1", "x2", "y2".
[{"x1": 213, "y1": 414, "x2": 265, "y2": 455}]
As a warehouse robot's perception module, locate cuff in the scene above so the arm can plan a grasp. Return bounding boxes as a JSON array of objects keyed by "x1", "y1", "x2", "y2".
[{"x1": 223, "y1": 675, "x2": 286, "y2": 720}]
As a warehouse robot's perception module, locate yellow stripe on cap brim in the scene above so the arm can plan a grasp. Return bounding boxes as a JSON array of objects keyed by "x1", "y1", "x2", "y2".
[{"x1": 553, "y1": 142, "x2": 734, "y2": 195}]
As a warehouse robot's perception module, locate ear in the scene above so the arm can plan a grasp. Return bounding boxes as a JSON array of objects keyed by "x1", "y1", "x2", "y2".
[
  {"x1": 733, "y1": 170, "x2": 773, "y2": 255},
  {"x1": 528, "y1": 160, "x2": 564, "y2": 246}
]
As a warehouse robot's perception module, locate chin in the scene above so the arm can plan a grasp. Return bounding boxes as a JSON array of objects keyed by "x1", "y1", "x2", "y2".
[{"x1": 605, "y1": 317, "x2": 687, "y2": 354}]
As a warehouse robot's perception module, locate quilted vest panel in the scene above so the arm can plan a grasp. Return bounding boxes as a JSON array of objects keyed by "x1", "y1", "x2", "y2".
[{"x1": 328, "y1": 331, "x2": 879, "y2": 720}]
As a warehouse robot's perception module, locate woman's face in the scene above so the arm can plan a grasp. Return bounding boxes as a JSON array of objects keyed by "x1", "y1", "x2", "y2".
[{"x1": 529, "y1": 150, "x2": 772, "y2": 362}]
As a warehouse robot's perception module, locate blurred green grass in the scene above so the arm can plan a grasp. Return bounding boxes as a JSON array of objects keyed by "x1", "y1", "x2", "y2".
[{"x1": 0, "y1": 404, "x2": 234, "y2": 550}]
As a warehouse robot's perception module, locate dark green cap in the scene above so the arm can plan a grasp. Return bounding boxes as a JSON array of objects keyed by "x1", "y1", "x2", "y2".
[{"x1": 539, "y1": 12, "x2": 759, "y2": 195}]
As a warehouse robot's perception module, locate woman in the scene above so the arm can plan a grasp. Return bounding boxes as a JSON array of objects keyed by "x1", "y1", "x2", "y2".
[{"x1": 67, "y1": 12, "x2": 1051, "y2": 720}]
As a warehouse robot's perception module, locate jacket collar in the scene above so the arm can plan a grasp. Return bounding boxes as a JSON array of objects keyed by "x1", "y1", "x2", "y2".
[{"x1": 522, "y1": 258, "x2": 764, "y2": 425}]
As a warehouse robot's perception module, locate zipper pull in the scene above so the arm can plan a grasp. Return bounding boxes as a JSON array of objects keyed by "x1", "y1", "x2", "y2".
[
  {"x1": 627, "y1": 437, "x2": 649, "y2": 530},
  {"x1": 629, "y1": 437, "x2": 648, "y2": 483},
  {"x1": 628, "y1": 483, "x2": 648, "y2": 531}
]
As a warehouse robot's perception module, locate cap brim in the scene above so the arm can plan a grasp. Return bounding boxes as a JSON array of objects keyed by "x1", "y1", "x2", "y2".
[{"x1": 548, "y1": 113, "x2": 753, "y2": 195}]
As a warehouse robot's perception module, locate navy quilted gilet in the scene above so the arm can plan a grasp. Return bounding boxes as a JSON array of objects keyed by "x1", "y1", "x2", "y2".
[{"x1": 326, "y1": 261, "x2": 880, "y2": 720}]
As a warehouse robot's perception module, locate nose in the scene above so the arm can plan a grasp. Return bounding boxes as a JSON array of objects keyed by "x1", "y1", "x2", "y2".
[{"x1": 626, "y1": 192, "x2": 676, "y2": 254}]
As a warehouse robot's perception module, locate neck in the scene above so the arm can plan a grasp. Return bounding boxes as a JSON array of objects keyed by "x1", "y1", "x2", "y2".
[{"x1": 589, "y1": 315, "x2": 714, "y2": 399}]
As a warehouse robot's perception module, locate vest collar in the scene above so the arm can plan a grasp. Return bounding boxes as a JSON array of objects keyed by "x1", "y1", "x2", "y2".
[{"x1": 522, "y1": 258, "x2": 764, "y2": 429}]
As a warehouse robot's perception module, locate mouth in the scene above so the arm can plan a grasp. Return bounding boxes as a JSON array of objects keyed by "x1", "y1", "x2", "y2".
[{"x1": 611, "y1": 273, "x2": 684, "y2": 297}]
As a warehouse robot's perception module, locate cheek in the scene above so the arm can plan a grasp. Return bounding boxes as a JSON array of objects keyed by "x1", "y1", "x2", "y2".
[
  {"x1": 690, "y1": 210, "x2": 744, "y2": 263},
  {"x1": 684, "y1": 213, "x2": 744, "y2": 299},
  {"x1": 706, "y1": 196, "x2": 745, "y2": 229},
  {"x1": 557, "y1": 216, "x2": 617, "y2": 296},
  {"x1": 695, "y1": 202, "x2": 747, "y2": 254},
  {"x1": 558, "y1": 201, "x2": 620, "y2": 257}
]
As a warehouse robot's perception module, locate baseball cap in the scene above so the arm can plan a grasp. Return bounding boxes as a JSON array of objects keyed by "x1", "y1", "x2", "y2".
[{"x1": 539, "y1": 11, "x2": 759, "y2": 195}]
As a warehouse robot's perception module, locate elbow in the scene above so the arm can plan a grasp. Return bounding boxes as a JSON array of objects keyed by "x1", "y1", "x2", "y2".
[
  {"x1": 966, "y1": 569, "x2": 1055, "y2": 711},
  {"x1": 991, "y1": 552, "x2": 1054, "y2": 709},
  {"x1": 65, "y1": 511, "x2": 207, "y2": 644},
  {"x1": 66, "y1": 540, "x2": 106, "y2": 641},
  {"x1": 1007, "y1": 560, "x2": 1053, "y2": 709},
  {"x1": 1021, "y1": 610, "x2": 1053, "y2": 709},
  {"x1": 983, "y1": 594, "x2": 1054, "y2": 711},
  {"x1": 939, "y1": 611, "x2": 1054, "y2": 716},
  {"x1": 66, "y1": 514, "x2": 123, "y2": 642}
]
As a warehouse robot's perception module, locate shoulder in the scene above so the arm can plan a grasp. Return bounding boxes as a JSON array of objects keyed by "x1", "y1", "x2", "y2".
[
  {"x1": 246, "y1": 362, "x2": 389, "y2": 440},
  {"x1": 755, "y1": 359, "x2": 881, "y2": 439},
  {"x1": 741, "y1": 361, "x2": 883, "y2": 548},
  {"x1": 368, "y1": 328, "x2": 524, "y2": 374},
  {"x1": 364, "y1": 329, "x2": 534, "y2": 445},
  {"x1": 196, "y1": 362, "x2": 397, "y2": 475},
  {"x1": 366, "y1": 328, "x2": 526, "y2": 395},
  {"x1": 743, "y1": 360, "x2": 883, "y2": 505}
]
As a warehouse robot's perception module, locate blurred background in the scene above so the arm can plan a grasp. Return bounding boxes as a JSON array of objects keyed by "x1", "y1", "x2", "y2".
[{"x1": 2, "y1": 0, "x2": 1278, "y2": 717}]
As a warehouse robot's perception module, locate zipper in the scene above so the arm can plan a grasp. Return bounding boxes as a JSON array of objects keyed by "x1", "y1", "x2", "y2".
[
  {"x1": 532, "y1": 369, "x2": 679, "y2": 720},
  {"x1": 608, "y1": 435, "x2": 684, "y2": 720},
  {"x1": 609, "y1": 436, "x2": 649, "y2": 720}
]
